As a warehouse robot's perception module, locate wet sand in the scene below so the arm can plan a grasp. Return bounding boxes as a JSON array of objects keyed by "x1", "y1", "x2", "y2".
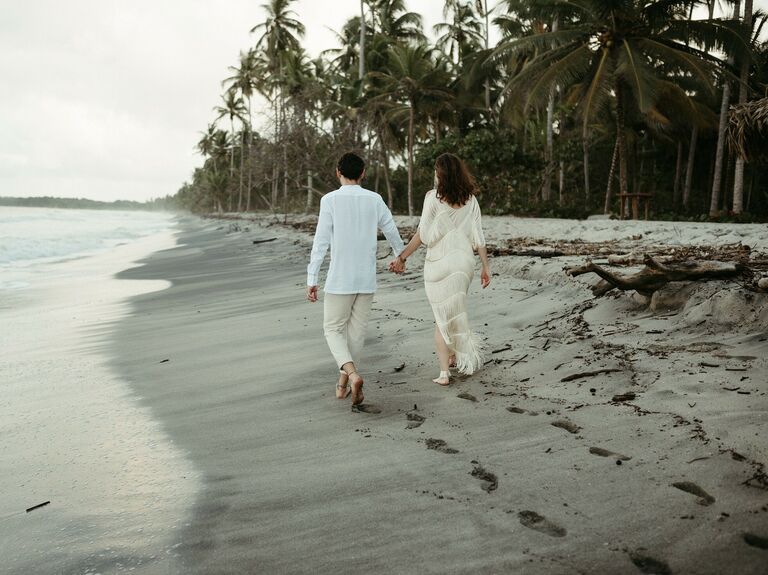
[
  {"x1": 109, "y1": 215, "x2": 768, "y2": 574},
  {"x1": 0, "y1": 230, "x2": 199, "y2": 575}
]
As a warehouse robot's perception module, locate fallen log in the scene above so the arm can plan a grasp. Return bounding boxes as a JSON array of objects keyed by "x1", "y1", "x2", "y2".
[{"x1": 565, "y1": 255, "x2": 746, "y2": 297}]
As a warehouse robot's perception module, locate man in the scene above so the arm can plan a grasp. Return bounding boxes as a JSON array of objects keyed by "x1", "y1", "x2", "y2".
[{"x1": 306, "y1": 152, "x2": 405, "y2": 406}]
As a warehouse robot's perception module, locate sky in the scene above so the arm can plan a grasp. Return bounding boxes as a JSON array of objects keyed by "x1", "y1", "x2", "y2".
[
  {"x1": 0, "y1": 0, "x2": 452, "y2": 202},
  {"x1": 0, "y1": 1, "x2": 764, "y2": 203}
]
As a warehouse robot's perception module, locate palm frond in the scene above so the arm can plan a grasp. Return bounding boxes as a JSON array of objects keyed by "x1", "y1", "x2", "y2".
[{"x1": 617, "y1": 40, "x2": 657, "y2": 114}]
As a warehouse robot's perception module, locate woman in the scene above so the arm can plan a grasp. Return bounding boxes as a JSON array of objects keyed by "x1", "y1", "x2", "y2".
[{"x1": 391, "y1": 153, "x2": 490, "y2": 385}]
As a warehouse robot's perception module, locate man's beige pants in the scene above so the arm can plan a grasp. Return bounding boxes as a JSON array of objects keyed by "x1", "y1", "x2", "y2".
[{"x1": 323, "y1": 293, "x2": 374, "y2": 370}]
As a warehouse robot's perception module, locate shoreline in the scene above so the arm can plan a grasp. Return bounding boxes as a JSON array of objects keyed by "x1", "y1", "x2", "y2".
[
  {"x1": 105, "y1": 214, "x2": 767, "y2": 573},
  {"x1": 0, "y1": 226, "x2": 200, "y2": 575}
]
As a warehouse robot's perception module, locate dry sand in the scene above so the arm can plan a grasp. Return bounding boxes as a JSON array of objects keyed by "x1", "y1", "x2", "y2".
[{"x1": 108, "y1": 214, "x2": 768, "y2": 574}]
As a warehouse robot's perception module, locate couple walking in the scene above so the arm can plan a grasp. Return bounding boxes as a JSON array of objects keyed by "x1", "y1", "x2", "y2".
[{"x1": 306, "y1": 152, "x2": 491, "y2": 406}]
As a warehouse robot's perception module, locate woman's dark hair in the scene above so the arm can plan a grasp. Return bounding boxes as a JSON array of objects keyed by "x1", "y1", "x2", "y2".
[
  {"x1": 337, "y1": 152, "x2": 366, "y2": 180},
  {"x1": 435, "y1": 153, "x2": 478, "y2": 206}
]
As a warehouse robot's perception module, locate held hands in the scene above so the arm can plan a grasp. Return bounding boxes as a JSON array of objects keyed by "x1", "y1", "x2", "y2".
[
  {"x1": 388, "y1": 255, "x2": 406, "y2": 275},
  {"x1": 480, "y1": 266, "x2": 491, "y2": 289},
  {"x1": 306, "y1": 285, "x2": 318, "y2": 302}
]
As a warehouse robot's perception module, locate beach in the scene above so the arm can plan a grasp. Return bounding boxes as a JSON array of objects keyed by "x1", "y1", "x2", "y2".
[
  {"x1": 4, "y1": 215, "x2": 768, "y2": 574},
  {"x1": 98, "y1": 214, "x2": 767, "y2": 574}
]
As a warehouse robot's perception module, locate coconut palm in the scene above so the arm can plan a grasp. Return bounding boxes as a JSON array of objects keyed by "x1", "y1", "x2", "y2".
[
  {"x1": 368, "y1": 0, "x2": 424, "y2": 44},
  {"x1": 213, "y1": 90, "x2": 247, "y2": 211},
  {"x1": 252, "y1": 0, "x2": 306, "y2": 211},
  {"x1": 434, "y1": 1, "x2": 484, "y2": 66},
  {"x1": 224, "y1": 49, "x2": 265, "y2": 210},
  {"x1": 495, "y1": 0, "x2": 746, "y2": 210},
  {"x1": 371, "y1": 44, "x2": 453, "y2": 215}
]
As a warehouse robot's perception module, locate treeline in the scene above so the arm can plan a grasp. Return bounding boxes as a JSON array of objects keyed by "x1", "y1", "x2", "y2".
[
  {"x1": 175, "y1": 0, "x2": 768, "y2": 221},
  {"x1": 0, "y1": 196, "x2": 176, "y2": 211}
]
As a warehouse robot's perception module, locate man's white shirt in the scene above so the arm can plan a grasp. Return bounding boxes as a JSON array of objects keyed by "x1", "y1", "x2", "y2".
[{"x1": 307, "y1": 184, "x2": 404, "y2": 294}]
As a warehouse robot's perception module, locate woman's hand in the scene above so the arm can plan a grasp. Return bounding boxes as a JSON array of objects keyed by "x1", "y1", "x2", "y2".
[
  {"x1": 480, "y1": 266, "x2": 491, "y2": 289},
  {"x1": 389, "y1": 256, "x2": 406, "y2": 274}
]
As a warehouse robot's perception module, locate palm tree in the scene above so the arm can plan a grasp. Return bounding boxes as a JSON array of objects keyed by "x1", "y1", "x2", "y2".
[
  {"x1": 372, "y1": 44, "x2": 453, "y2": 215},
  {"x1": 252, "y1": 0, "x2": 306, "y2": 212},
  {"x1": 213, "y1": 90, "x2": 247, "y2": 211},
  {"x1": 434, "y1": 1, "x2": 484, "y2": 66},
  {"x1": 224, "y1": 49, "x2": 265, "y2": 211},
  {"x1": 368, "y1": 0, "x2": 424, "y2": 44},
  {"x1": 496, "y1": 0, "x2": 743, "y2": 211}
]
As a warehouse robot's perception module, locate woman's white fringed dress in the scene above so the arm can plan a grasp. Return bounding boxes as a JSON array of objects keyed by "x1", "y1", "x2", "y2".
[{"x1": 418, "y1": 190, "x2": 486, "y2": 374}]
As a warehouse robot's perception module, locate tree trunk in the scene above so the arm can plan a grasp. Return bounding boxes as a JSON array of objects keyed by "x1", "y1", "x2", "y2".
[
  {"x1": 542, "y1": 16, "x2": 559, "y2": 203},
  {"x1": 380, "y1": 133, "x2": 394, "y2": 209},
  {"x1": 710, "y1": 0, "x2": 741, "y2": 217},
  {"x1": 238, "y1": 130, "x2": 245, "y2": 211},
  {"x1": 615, "y1": 83, "x2": 629, "y2": 210},
  {"x1": 359, "y1": 0, "x2": 366, "y2": 85},
  {"x1": 305, "y1": 165, "x2": 313, "y2": 214},
  {"x1": 733, "y1": 0, "x2": 753, "y2": 215},
  {"x1": 559, "y1": 160, "x2": 565, "y2": 206},
  {"x1": 246, "y1": 97, "x2": 252, "y2": 212},
  {"x1": 228, "y1": 118, "x2": 235, "y2": 212},
  {"x1": 673, "y1": 139, "x2": 683, "y2": 208},
  {"x1": 271, "y1": 163, "x2": 279, "y2": 210},
  {"x1": 407, "y1": 103, "x2": 415, "y2": 217},
  {"x1": 604, "y1": 138, "x2": 619, "y2": 214},
  {"x1": 582, "y1": 132, "x2": 590, "y2": 205},
  {"x1": 683, "y1": 125, "x2": 698, "y2": 210},
  {"x1": 483, "y1": 0, "x2": 491, "y2": 113}
]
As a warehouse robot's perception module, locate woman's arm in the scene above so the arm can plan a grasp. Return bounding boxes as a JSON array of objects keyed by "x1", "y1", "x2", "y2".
[
  {"x1": 400, "y1": 230, "x2": 422, "y2": 260},
  {"x1": 389, "y1": 230, "x2": 421, "y2": 274}
]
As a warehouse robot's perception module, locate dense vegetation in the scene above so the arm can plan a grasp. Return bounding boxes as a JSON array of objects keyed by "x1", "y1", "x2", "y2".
[{"x1": 175, "y1": 0, "x2": 768, "y2": 221}]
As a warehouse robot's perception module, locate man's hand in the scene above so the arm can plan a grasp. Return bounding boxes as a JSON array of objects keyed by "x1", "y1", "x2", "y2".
[
  {"x1": 389, "y1": 257, "x2": 405, "y2": 275},
  {"x1": 307, "y1": 285, "x2": 318, "y2": 302}
]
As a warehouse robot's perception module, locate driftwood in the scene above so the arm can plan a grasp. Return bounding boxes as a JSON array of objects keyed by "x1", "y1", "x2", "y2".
[{"x1": 566, "y1": 255, "x2": 746, "y2": 297}]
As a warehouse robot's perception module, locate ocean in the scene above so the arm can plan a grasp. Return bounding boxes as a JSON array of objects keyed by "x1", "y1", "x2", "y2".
[
  {"x1": 0, "y1": 206, "x2": 175, "y2": 289},
  {"x1": 0, "y1": 206, "x2": 199, "y2": 574}
]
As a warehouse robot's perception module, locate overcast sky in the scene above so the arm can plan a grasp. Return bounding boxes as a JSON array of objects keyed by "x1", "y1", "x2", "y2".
[
  {"x1": 1, "y1": 1, "x2": 764, "y2": 202},
  {"x1": 0, "y1": 1, "x2": 454, "y2": 202}
]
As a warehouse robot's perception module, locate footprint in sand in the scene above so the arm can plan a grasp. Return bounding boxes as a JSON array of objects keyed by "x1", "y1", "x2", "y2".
[
  {"x1": 671, "y1": 481, "x2": 715, "y2": 506},
  {"x1": 589, "y1": 447, "x2": 632, "y2": 461},
  {"x1": 406, "y1": 412, "x2": 425, "y2": 429},
  {"x1": 551, "y1": 419, "x2": 582, "y2": 434},
  {"x1": 352, "y1": 404, "x2": 382, "y2": 414},
  {"x1": 506, "y1": 406, "x2": 526, "y2": 414},
  {"x1": 457, "y1": 392, "x2": 478, "y2": 402},
  {"x1": 470, "y1": 465, "x2": 498, "y2": 492},
  {"x1": 517, "y1": 510, "x2": 566, "y2": 537},
  {"x1": 743, "y1": 532, "x2": 768, "y2": 550},
  {"x1": 425, "y1": 438, "x2": 459, "y2": 454},
  {"x1": 629, "y1": 552, "x2": 672, "y2": 574}
]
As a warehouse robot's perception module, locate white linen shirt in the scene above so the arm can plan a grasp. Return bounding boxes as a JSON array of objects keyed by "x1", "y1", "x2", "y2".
[{"x1": 307, "y1": 185, "x2": 404, "y2": 294}]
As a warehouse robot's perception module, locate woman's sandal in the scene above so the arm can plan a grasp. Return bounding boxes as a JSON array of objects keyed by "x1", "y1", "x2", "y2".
[
  {"x1": 336, "y1": 372, "x2": 351, "y2": 399},
  {"x1": 348, "y1": 371, "x2": 365, "y2": 405}
]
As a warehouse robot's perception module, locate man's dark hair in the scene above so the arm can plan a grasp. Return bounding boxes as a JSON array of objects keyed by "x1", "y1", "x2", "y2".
[{"x1": 337, "y1": 152, "x2": 365, "y2": 180}]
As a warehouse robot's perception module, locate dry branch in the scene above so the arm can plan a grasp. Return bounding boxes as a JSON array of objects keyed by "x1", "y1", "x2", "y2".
[{"x1": 566, "y1": 255, "x2": 746, "y2": 297}]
